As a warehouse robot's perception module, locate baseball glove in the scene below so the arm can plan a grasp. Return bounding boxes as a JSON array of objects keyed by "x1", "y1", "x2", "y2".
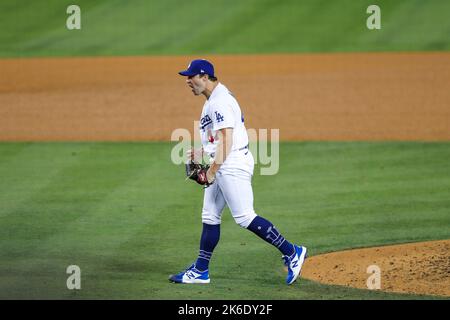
[{"x1": 185, "y1": 160, "x2": 212, "y2": 186}]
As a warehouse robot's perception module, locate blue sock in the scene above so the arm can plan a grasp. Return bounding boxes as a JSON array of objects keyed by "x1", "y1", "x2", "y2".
[
  {"x1": 195, "y1": 223, "x2": 220, "y2": 271},
  {"x1": 247, "y1": 216, "x2": 295, "y2": 257}
]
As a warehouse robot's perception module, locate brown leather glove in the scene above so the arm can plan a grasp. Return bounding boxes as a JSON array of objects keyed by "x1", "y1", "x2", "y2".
[{"x1": 185, "y1": 161, "x2": 213, "y2": 186}]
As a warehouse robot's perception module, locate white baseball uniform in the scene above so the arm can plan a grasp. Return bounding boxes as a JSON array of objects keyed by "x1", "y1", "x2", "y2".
[{"x1": 199, "y1": 83, "x2": 257, "y2": 228}]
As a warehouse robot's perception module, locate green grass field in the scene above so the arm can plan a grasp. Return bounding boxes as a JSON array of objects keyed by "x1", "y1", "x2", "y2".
[
  {"x1": 1, "y1": 0, "x2": 450, "y2": 57},
  {"x1": 0, "y1": 142, "x2": 449, "y2": 299}
]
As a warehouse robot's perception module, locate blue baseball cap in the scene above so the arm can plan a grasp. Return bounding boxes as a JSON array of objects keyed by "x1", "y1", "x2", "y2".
[{"x1": 178, "y1": 59, "x2": 215, "y2": 77}]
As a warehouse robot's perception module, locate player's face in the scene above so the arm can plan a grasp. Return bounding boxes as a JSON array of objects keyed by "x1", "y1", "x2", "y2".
[{"x1": 186, "y1": 74, "x2": 207, "y2": 95}]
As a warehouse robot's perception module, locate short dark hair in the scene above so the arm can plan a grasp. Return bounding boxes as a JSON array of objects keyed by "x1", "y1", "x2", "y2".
[{"x1": 200, "y1": 74, "x2": 218, "y2": 82}]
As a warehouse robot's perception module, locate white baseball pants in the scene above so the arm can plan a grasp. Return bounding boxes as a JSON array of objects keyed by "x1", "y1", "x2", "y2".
[{"x1": 201, "y1": 167, "x2": 257, "y2": 228}]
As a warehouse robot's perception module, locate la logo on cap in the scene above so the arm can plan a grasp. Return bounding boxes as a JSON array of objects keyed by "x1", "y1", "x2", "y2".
[{"x1": 200, "y1": 69, "x2": 204, "y2": 73}]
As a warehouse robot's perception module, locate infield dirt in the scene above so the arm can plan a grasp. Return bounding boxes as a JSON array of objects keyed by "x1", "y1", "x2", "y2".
[
  {"x1": 0, "y1": 53, "x2": 449, "y2": 297},
  {"x1": 302, "y1": 239, "x2": 450, "y2": 297},
  {"x1": 1, "y1": 53, "x2": 449, "y2": 141}
]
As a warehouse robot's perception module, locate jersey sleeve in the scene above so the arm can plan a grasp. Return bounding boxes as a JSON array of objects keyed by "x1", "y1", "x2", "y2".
[{"x1": 210, "y1": 102, "x2": 235, "y2": 131}]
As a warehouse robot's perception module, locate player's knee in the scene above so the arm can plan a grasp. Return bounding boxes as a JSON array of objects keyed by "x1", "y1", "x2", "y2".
[
  {"x1": 234, "y1": 212, "x2": 257, "y2": 228},
  {"x1": 202, "y1": 211, "x2": 221, "y2": 225}
]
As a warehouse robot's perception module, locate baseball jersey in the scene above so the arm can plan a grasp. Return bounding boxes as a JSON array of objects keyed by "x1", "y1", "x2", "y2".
[{"x1": 199, "y1": 83, "x2": 253, "y2": 174}]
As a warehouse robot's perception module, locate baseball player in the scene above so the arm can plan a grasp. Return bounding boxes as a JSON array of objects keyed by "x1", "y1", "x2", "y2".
[{"x1": 169, "y1": 59, "x2": 307, "y2": 285}]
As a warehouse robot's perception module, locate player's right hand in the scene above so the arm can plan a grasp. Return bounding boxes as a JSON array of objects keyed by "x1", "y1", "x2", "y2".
[{"x1": 186, "y1": 148, "x2": 203, "y2": 163}]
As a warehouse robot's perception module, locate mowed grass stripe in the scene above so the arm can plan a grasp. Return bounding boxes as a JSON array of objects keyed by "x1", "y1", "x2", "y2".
[
  {"x1": 1, "y1": 0, "x2": 450, "y2": 57},
  {"x1": 0, "y1": 143, "x2": 92, "y2": 218},
  {"x1": 0, "y1": 142, "x2": 448, "y2": 299},
  {"x1": 0, "y1": 142, "x2": 209, "y2": 299},
  {"x1": 0, "y1": 143, "x2": 146, "y2": 248},
  {"x1": 0, "y1": 143, "x2": 178, "y2": 298}
]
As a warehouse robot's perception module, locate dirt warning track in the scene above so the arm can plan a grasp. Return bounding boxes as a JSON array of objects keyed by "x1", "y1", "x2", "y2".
[{"x1": 1, "y1": 53, "x2": 449, "y2": 141}]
